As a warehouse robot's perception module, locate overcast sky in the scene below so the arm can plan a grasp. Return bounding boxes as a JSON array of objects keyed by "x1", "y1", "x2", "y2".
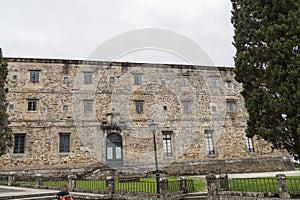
[{"x1": 0, "y1": 0, "x2": 235, "y2": 66}]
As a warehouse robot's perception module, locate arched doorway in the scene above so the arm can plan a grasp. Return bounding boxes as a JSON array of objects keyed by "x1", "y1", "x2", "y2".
[{"x1": 106, "y1": 133, "x2": 123, "y2": 167}]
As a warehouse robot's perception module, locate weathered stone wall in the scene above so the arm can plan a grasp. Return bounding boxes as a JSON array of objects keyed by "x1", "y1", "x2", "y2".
[{"x1": 0, "y1": 57, "x2": 294, "y2": 174}]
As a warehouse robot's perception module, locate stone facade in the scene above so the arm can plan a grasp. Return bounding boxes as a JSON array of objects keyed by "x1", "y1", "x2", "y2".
[{"x1": 0, "y1": 57, "x2": 294, "y2": 174}]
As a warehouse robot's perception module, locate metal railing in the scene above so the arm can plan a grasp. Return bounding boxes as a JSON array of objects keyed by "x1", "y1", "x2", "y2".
[
  {"x1": 168, "y1": 180, "x2": 180, "y2": 192},
  {"x1": 286, "y1": 178, "x2": 300, "y2": 195},
  {"x1": 229, "y1": 177, "x2": 279, "y2": 193},
  {"x1": 76, "y1": 179, "x2": 106, "y2": 191},
  {"x1": 186, "y1": 179, "x2": 195, "y2": 193},
  {"x1": 115, "y1": 180, "x2": 156, "y2": 193}
]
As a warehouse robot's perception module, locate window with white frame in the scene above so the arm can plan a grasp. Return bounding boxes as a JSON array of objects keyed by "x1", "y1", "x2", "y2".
[
  {"x1": 27, "y1": 99, "x2": 38, "y2": 111},
  {"x1": 182, "y1": 101, "x2": 191, "y2": 113},
  {"x1": 227, "y1": 101, "x2": 236, "y2": 112},
  {"x1": 163, "y1": 132, "x2": 172, "y2": 157},
  {"x1": 247, "y1": 137, "x2": 255, "y2": 152},
  {"x1": 84, "y1": 72, "x2": 93, "y2": 84},
  {"x1": 84, "y1": 100, "x2": 93, "y2": 112},
  {"x1": 134, "y1": 74, "x2": 142, "y2": 85},
  {"x1": 205, "y1": 130, "x2": 214, "y2": 155}
]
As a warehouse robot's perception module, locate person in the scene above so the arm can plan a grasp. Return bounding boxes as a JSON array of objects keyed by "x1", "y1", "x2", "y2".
[{"x1": 56, "y1": 185, "x2": 73, "y2": 200}]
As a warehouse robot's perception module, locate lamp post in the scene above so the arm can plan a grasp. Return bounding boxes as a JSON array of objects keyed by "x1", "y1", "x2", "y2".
[{"x1": 149, "y1": 119, "x2": 160, "y2": 194}]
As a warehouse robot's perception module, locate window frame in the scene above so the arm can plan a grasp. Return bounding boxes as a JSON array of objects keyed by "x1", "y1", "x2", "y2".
[
  {"x1": 59, "y1": 133, "x2": 71, "y2": 153},
  {"x1": 182, "y1": 101, "x2": 191, "y2": 113},
  {"x1": 134, "y1": 74, "x2": 142, "y2": 85},
  {"x1": 83, "y1": 72, "x2": 93, "y2": 84},
  {"x1": 227, "y1": 100, "x2": 236, "y2": 112},
  {"x1": 27, "y1": 99, "x2": 38, "y2": 112},
  {"x1": 29, "y1": 70, "x2": 40, "y2": 83},
  {"x1": 109, "y1": 76, "x2": 115, "y2": 83},
  {"x1": 181, "y1": 77, "x2": 188, "y2": 86},
  {"x1": 63, "y1": 76, "x2": 69, "y2": 83},
  {"x1": 211, "y1": 79, "x2": 219, "y2": 87},
  {"x1": 205, "y1": 130, "x2": 215, "y2": 155},
  {"x1": 247, "y1": 137, "x2": 255, "y2": 152},
  {"x1": 13, "y1": 134, "x2": 26, "y2": 154},
  {"x1": 135, "y1": 100, "x2": 144, "y2": 113},
  {"x1": 83, "y1": 100, "x2": 93, "y2": 113},
  {"x1": 226, "y1": 80, "x2": 233, "y2": 88},
  {"x1": 162, "y1": 132, "x2": 173, "y2": 157}
]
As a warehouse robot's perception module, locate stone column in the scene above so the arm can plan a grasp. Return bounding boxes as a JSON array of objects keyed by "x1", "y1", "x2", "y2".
[
  {"x1": 206, "y1": 174, "x2": 218, "y2": 196},
  {"x1": 7, "y1": 172, "x2": 16, "y2": 186},
  {"x1": 35, "y1": 174, "x2": 43, "y2": 188},
  {"x1": 178, "y1": 177, "x2": 187, "y2": 194},
  {"x1": 218, "y1": 174, "x2": 229, "y2": 191},
  {"x1": 276, "y1": 174, "x2": 290, "y2": 199},
  {"x1": 159, "y1": 178, "x2": 168, "y2": 195},
  {"x1": 106, "y1": 176, "x2": 115, "y2": 194},
  {"x1": 68, "y1": 175, "x2": 77, "y2": 191}
]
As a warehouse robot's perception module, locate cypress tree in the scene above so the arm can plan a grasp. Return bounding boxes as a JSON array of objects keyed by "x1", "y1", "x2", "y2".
[
  {"x1": 0, "y1": 48, "x2": 12, "y2": 156},
  {"x1": 231, "y1": 0, "x2": 300, "y2": 160}
]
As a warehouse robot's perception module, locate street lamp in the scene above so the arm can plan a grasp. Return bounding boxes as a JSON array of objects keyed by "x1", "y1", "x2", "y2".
[{"x1": 149, "y1": 119, "x2": 160, "y2": 194}]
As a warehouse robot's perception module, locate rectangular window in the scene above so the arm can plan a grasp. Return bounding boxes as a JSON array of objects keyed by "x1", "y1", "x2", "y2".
[
  {"x1": 161, "y1": 79, "x2": 166, "y2": 85},
  {"x1": 135, "y1": 101, "x2": 144, "y2": 113},
  {"x1": 205, "y1": 130, "x2": 214, "y2": 155},
  {"x1": 226, "y1": 81, "x2": 233, "y2": 88},
  {"x1": 134, "y1": 74, "x2": 142, "y2": 85},
  {"x1": 84, "y1": 100, "x2": 93, "y2": 112},
  {"x1": 9, "y1": 104, "x2": 14, "y2": 110},
  {"x1": 163, "y1": 132, "x2": 172, "y2": 157},
  {"x1": 181, "y1": 77, "x2": 188, "y2": 86},
  {"x1": 30, "y1": 71, "x2": 40, "y2": 82},
  {"x1": 107, "y1": 147, "x2": 113, "y2": 159},
  {"x1": 247, "y1": 137, "x2": 255, "y2": 152},
  {"x1": 13, "y1": 75, "x2": 17, "y2": 80},
  {"x1": 227, "y1": 101, "x2": 236, "y2": 112},
  {"x1": 63, "y1": 76, "x2": 69, "y2": 83},
  {"x1": 27, "y1": 99, "x2": 38, "y2": 111},
  {"x1": 182, "y1": 101, "x2": 191, "y2": 113},
  {"x1": 13, "y1": 134, "x2": 25, "y2": 154},
  {"x1": 109, "y1": 77, "x2": 115, "y2": 83},
  {"x1": 212, "y1": 106, "x2": 217, "y2": 112},
  {"x1": 63, "y1": 105, "x2": 68, "y2": 111},
  {"x1": 211, "y1": 79, "x2": 218, "y2": 87},
  {"x1": 84, "y1": 72, "x2": 93, "y2": 84},
  {"x1": 59, "y1": 134, "x2": 70, "y2": 153}
]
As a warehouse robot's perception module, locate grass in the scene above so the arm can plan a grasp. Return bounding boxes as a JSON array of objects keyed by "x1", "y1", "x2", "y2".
[
  {"x1": 11, "y1": 176, "x2": 206, "y2": 193},
  {"x1": 229, "y1": 176, "x2": 300, "y2": 194}
]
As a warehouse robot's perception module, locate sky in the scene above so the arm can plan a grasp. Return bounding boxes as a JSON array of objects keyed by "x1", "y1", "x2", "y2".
[{"x1": 0, "y1": 0, "x2": 235, "y2": 66}]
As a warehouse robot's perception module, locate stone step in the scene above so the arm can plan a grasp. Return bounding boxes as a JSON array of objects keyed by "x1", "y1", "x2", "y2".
[
  {"x1": 12, "y1": 196, "x2": 55, "y2": 200},
  {"x1": 0, "y1": 192, "x2": 57, "y2": 200},
  {"x1": 184, "y1": 196, "x2": 207, "y2": 200}
]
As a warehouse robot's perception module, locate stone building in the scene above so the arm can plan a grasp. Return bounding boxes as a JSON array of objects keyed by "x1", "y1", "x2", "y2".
[{"x1": 0, "y1": 57, "x2": 294, "y2": 175}]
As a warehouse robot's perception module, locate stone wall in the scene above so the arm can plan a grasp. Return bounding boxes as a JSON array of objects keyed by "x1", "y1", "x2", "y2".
[{"x1": 0, "y1": 57, "x2": 294, "y2": 174}]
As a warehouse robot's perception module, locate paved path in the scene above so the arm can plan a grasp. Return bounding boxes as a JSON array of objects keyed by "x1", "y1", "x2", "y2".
[
  {"x1": 191, "y1": 170, "x2": 300, "y2": 178},
  {"x1": 0, "y1": 185, "x2": 107, "y2": 199},
  {"x1": 0, "y1": 185, "x2": 57, "y2": 197}
]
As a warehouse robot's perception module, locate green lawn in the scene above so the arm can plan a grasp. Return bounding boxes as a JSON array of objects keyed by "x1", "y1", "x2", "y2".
[{"x1": 229, "y1": 176, "x2": 300, "y2": 194}]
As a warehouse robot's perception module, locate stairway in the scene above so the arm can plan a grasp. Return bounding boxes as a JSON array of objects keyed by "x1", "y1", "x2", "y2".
[{"x1": 184, "y1": 192, "x2": 207, "y2": 200}]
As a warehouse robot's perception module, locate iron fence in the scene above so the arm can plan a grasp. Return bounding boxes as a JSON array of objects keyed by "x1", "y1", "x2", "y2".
[
  {"x1": 76, "y1": 179, "x2": 106, "y2": 191},
  {"x1": 168, "y1": 180, "x2": 180, "y2": 192},
  {"x1": 186, "y1": 179, "x2": 195, "y2": 193},
  {"x1": 229, "y1": 177, "x2": 279, "y2": 193},
  {"x1": 286, "y1": 178, "x2": 300, "y2": 195},
  {"x1": 115, "y1": 180, "x2": 156, "y2": 193},
  {"x1": 0, "y1": 175, "x2": 8, "y2": 185}
]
